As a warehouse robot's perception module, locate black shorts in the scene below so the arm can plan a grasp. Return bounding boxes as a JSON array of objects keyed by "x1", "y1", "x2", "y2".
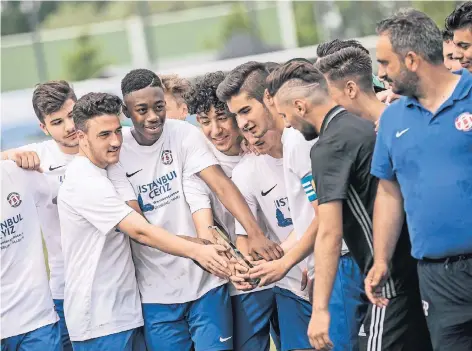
[
  {"x1": 418, "y1": 256, "x2": 472, "y2": 351},
  {"x1": 358, "y1": 289, "x2": 432, "y2": 351}
]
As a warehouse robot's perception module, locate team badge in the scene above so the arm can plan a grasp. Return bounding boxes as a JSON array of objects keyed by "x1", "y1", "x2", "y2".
[
  {"x1": 161, "y1": 150, "x2": 173, "y2": 165},
  {"x1": 455, "y1": 112, "x2": 472, "y2": 132},
  {"x1": 7, "y1": 192, "x2": 22, "y2": 208}
]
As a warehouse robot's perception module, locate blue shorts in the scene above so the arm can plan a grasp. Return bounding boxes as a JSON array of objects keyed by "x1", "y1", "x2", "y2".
[
  {"x1": 273, "y1": 286, "x2": 312, "y2": 351},
  {"x1": 1, "y1": 322, "x2": 62, "y2": 351},
  {"x1": 142, "y1": 284, "x2": 233, "y2": 351},
  {"x1": 54, "y1": 299, "x2": 72, "y2": 351},
  {"x1": 329, "y1": 254, "x2": 368, "y2": 351},
  {"x1": 231, "y1": 289, "x2": 277, "y2": 351},
  {"x1": 71, "y1": 328, "x2": 145, "y2": 351}
]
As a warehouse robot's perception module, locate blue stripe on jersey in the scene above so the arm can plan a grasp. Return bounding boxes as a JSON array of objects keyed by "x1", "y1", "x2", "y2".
[{"x1": 301, "y1": 174, "x2": 317, "y2": 202}]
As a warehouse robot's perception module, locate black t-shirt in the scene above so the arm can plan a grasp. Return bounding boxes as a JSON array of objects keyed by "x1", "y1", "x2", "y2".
[{"x1": 310, "y1": 106, "x2": 416, "y2": 297}]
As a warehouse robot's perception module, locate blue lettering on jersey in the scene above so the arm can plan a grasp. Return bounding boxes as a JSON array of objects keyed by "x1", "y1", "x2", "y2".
[
  {"x1": 138, "y1": 193, "x2": 155, "y2": 213},
  {"x1": 136, "y1": 171, "x2": 179, "y2": 212},
  {"x1": 274, "y1": 196, "x2": 292, "y2": 227},
  {"x1": 137, "y1": 171, "x2": 177, "y2": 195},
  {"x1": 276, "y1": 208, "x2": 292, "y2": 227},
  {"x1": 1, "y1": 214, "x2": 23, "y2": 237}
]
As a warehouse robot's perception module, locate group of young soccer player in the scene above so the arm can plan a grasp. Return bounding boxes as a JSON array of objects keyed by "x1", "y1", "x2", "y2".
[{"x1": 1, "y1": 3, "x2": 472, "y2": 351}]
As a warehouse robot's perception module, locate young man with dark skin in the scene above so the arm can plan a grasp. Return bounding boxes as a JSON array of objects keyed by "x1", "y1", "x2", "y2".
[
  {"x1": 268, "y1": 61, "x2": 431, "y2": 351},
  {"x1": 58, "y1": 92, "x2": 229, "y2": 351},
  {"x1": 446, "y1": 2, "x2": 472, "y2": 73},
  {"x1": 106, "y1": 69, "x2": 282, "y2": 351},
  {"x1": 217, "y1": 62, "x2": 366, "y2": 351},
  {"x1": 372, "y1": 9, "x2": 472, "y2": 350},
  {"x1": 1, "y1": 81, "x2": 78, "y2": 351}
]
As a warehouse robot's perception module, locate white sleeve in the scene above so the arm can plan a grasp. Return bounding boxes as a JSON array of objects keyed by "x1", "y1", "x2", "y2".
[
  {"x1": 107, "y1": 162, "x2": 137, "y2": 202},
  {"x1": 17, "y1": 142, "x2": 42, "y2": 154},
  {"x1": 67, "y1": 177, "x2": 133, "y2": 235},
  {"x1": 27, "y1": 171, "x2": 52, "y2": 208},
  {"x1": 290, "y1": 137, "x2": 314, "y2": 180},
  {"x1": 231, "y1": 166, "x2": 258, "y2": 236},
  {"x1": 181, "y1": 124, "x2": 218, "y2": 178},
  {"x1": 183, "y1": 175, "x2": 212, "y2": 214}
]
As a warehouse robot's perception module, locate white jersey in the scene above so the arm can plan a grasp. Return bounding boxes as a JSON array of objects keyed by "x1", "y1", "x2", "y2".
[
  {"x1": 19, "y1": 140, "x2": 75, "y2": 299},
  {"x1": 1, "y1": 161, "x2": 59, "y2": 339},
  {"x1": 183, "y1": 141, "x2": 241, "y2": 239},
  {"x1": 58, "y1": 156, "x2": 143, "y2": 341},
  {"x1": 184, "y1": 145, "x2": 275, "y2": 296},
  {"x1": 107, "y1": 120, "x2": 225, "y2": 304},
  {"x1": 282, "y1": 128, "x2": 349, "y2": 277},
  {"x1": 232, "y1": 154, "x2": 308, "y2": 299}
]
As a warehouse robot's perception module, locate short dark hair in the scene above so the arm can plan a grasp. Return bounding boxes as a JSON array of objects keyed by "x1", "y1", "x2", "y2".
[
  {"x1": 315, "y1": 47, "x2": 374, "y2": 92},
  {"x1": 265, "y1": 61, "x2": 280, "y2": 73},
  {"x1": 187, "y1": 71, "x2": 227, "y2": 115},
  {"x1": 285, "y1": 57, "x2": 313, "y2": 65},
  {"x1": 216, "y1": 61, "x2": 269, "y2": 103},
  {"x1": 442, "y1": 29, "x2": 454, "y2": 42},
  {"x1": 32, "y1": 80, "x2": 77, "y2": 123},
  {"x1": 445, "y1": 2, "x2": 472, "y2": 32},
  {"x1": 266, "y1": 62, "x2": 328, "y2": 97},
  {"x1": 376, "y1": 8, "x2": 443, "y2": 65},
  {"x1": 72, "y1": 92, "x2": 122, "y2": 132},
  {"x1": 317, "y1": 39, "x2": 370, "y2": 58},
  {"x1": 121, "y1": 69, "x2": 163, "y2": 98}
]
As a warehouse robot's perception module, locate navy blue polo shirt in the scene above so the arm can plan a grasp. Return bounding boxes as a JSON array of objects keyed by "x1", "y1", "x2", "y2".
[{"x1": 371, "y1": 69, "x2": 472, "y2": 260}]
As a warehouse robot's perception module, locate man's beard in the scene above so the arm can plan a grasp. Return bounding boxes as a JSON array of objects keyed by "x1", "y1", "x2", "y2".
[
  {"x1": 299, "y1": 119, "x2": 318, "y2": 141},
  {"x1": 388, "y1": 68, "x2": 419, "y2": 98}
]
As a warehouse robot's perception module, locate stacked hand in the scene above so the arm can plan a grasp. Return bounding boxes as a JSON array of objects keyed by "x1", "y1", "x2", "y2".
[
  {"x1": 193, "y1": 244, "x2": 232, "y2": 279},
  {"x1": 248, "y1": 235, "x2": 284, "y2": 261}
]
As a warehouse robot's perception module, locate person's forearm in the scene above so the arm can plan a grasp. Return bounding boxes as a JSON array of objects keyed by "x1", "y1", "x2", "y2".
[
  {"x1": 192, "y1": 208, "x2": 215, "y2": 241},
  {"x1": 207, "y1": 175, "x2": 264, "y2": 238},
  {"x1": 313, "y1": 227, "x2": 341, "y2": 311},
  {"x1": 282, "y1": 217, "x2": 318, "y2": 270},
  {"x1": 280, "y1": 230, "x2": 297, "y2": 253},
  {"x1": 133, "y1": 222, "x2": 201, "y2": 260},
  {"x1": 373, "y1": 182, "x2": 404, "y2": 264}
]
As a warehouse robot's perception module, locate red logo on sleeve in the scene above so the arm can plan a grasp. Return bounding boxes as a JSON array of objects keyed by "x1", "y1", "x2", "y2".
[{"x1": 455, "y1": 112, "x2": 472, "y2": 132}]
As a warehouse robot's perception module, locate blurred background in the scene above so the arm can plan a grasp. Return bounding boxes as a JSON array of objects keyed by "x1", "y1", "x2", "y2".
[{"x1": 1, "y1": 0, "x2": 461, "y2": 149}]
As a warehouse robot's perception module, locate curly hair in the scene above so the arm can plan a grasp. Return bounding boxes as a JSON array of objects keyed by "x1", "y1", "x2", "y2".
[
  {"x1": 187, "y1": 71, "x2": 226, "y2": 115},
  {"x1": 121, "y1": 69, "x2": 163, "y2": 97},
  {"x1": 32, "y1": 80, "x2": 77, "y2": 123},
  {"x1": 72, "y1": 92, "x2": 122, "y2": 132}
]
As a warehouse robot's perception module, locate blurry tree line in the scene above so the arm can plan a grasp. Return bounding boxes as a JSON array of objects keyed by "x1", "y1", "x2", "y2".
[{"x1": 1, "y1": 1, "x2": 464, "y2": 83}]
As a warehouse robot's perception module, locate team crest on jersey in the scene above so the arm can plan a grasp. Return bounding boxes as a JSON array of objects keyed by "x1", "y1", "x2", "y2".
[
  {"x1": 7, "y1": 192, "x2": 22, "y2": 208},
  {"x1": 161, "y1": 150, "x2": 173, "y2": 165},
  {"x1": 455, "y1": 112, "x2": 472, "y2": 132}
]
